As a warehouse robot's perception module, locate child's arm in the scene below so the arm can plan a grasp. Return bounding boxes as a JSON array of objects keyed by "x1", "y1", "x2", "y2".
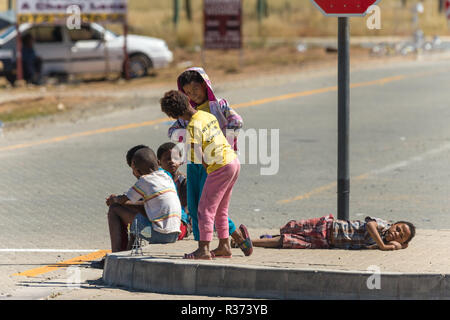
[
  {"x1": 168, "y1": 119, "x2": 187, "y2": 143},
  {"x1": 366, "y1": 221, "x2": 402, "y2": 251},
  {"x1": 218, "y1": 99, "x2": 243, "y2": 130},
  {"x1": 218, "y1": 99, "x2": 243, "y2": 151}
]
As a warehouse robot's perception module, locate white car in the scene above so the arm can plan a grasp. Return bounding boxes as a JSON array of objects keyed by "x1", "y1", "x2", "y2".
[{"x1": 0, "y1": 22, "x2": 173, "y2": 82}]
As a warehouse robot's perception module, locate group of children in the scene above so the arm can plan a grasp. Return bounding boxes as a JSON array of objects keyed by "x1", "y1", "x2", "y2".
[
  {"x1": 99, "y1": 67, "x2": 416, "y2": 267},
  {"x1": 104, "y1": 67, "x2": 252, "y2": 262}
]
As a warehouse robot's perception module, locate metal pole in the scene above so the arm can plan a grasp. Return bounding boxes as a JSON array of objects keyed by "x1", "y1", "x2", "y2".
[
  {"x1": 337, "y1": 17, "x2": 350, "y2": 221},
  {"x1": 16, "y1": 23, "x2": 23, "y2": 83},
  {"x1": 103, "y1": 27, "x2": 110, "y2": 78},
  {"x1": 123, "y1": 22, "x2": 130, "y2": 80}
]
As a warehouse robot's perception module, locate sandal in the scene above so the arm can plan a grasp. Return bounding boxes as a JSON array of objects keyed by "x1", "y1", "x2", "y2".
[{"x1": 237, "y1": 224, "x2": 253, "y2": 257}]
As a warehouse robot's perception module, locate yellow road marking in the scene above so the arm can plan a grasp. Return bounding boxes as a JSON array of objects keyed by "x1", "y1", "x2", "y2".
[
  {"x1": 232, "y1": 86, "x2": 338, "y2": 109},
  {"x1": 0, "y1": 118, "x2": 171, "y2": 152},
  {"x1": 0, "y1": 72, "x2": 418, "y2": 153},
  {"x1": 12, "y1": 250, "x2": 110, "y2": 277}
]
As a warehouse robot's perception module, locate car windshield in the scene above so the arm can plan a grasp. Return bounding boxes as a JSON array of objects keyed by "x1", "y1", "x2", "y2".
[
  {"x1": 91, "y1": 24, "x2": 118, "y2": 38},
  {"x1": 0, "y1": 26, "x2": 15, "y2": 39},
  {"x1": 106, "y1": 29, "x2": 118, "y2": 38}
]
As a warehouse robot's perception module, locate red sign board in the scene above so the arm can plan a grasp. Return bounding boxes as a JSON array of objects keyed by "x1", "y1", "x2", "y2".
[
  {"x1": 204, "y1": 0, "x2": 242, "y2": 50},
  {"x1": 446, "y1": 0, "x2": 450, "y2": 20},
  {"x1": 311, "y1": 0, "x2": 381, "y2": 17}
]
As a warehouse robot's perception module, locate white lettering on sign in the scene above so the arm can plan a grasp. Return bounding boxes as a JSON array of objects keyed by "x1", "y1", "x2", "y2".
[
  {"x1": 204, "y1": 0, "x2": 241, "y2": 15},
  {"x1": 17, "y1": 0, "x2": 127, "y2": 15}
]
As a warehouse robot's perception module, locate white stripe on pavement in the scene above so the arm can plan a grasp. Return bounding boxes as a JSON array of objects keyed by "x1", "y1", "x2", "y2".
[
  {"x1": 0, "y1": 249, "x2": 100, "y2": 253},
  {"x1": 370, "y1": 142, "x2": 450, "y2": 176}
]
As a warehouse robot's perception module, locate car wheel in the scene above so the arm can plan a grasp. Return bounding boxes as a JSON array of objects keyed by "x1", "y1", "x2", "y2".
[{"x1": 127, "y1": 54, "x2": 152, "y2": 78}]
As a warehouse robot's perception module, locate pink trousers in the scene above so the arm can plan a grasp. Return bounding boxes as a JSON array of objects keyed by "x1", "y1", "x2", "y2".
[{"x1": 198, "y1": 158, "x2": 240, "y2": 242}]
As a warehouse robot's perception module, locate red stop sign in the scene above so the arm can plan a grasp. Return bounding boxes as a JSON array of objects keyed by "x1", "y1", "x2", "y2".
[{"x1": 311, "y1": 0, "x2": 381, "y2": 17}]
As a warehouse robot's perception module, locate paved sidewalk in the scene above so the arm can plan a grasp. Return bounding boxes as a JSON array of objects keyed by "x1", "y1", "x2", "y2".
[{"x1": 103, "y1": 228, "x2": 450, "y2": 300}]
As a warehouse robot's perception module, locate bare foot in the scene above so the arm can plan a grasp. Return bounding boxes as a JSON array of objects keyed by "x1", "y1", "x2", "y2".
[
  {"x1": 211, "y1": 247, "x2": 232, "y2": 257},
  {"x1": 211, "y1": 238, "x2": 232, "y2": 257},
  {"x1": 184, "y1": 248, "x2": 212, "y2": 260}
]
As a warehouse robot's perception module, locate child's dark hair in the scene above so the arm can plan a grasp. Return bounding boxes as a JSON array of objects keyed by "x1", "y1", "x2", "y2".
[
  {"x1": 178, "y1": 70, "x2": 204, "y2": 88},
  {"x1": 132, "y1": 148, "x2": 158, "y2": 174},
  {"x1": 126, "y1": 145, "x2": 149, "y2": 167},
  {"x1": 395, "y1": 221, "x2": 416, "y2": 244},
  {"x1": 160, "y1": 90, "x2": 189, "y2": 119},
  {"x1": 157, "y1": 142, "x2": 177, "y2": 160}
]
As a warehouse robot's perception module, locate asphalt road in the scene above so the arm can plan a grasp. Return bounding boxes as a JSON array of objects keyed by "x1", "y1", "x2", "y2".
[{"x1": 1, "y1": 57, "x2": 450, "y2": 298}]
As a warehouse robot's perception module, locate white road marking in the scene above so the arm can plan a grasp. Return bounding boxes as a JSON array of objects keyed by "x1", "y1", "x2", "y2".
[
  {"x1": 0, "y1": 249, "x2": 100, "y2": 253},
  {"x1": 279, "y1": 141, "x2": 450, "y2": 204},
  {"x1": 370, "y1": 142, "x2": 450, "y2": 176}
]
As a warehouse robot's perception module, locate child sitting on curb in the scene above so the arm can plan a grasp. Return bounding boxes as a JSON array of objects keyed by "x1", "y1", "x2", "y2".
[
  {"x1": 106, "y1": 148, "x2": 181, "y2": 253},
  {"x1": 157, "y1": 142, "x2": 192, "y2": 240},
  {"x1": 249, "y1": 214, "x2": 415, "y2": 251}
]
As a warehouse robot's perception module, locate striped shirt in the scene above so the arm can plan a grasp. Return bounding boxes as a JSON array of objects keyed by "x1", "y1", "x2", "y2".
[
  {"x1": 126, "y1": 170, "x2": 181, "y2": 234},
  {"x1": 330, "y1": 216, "x2": 392, "y2": 249}
]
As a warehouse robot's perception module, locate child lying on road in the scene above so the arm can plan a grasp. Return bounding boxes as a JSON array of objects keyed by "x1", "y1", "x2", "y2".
[{"x1": 248, "y1": 215, "x2": 415, "y2": 251}]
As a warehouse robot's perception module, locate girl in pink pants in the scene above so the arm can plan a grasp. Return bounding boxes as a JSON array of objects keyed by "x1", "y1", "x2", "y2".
[
  {"x1": 198, "y1": 158, "x2": 240, "y2": 245},
  {"x1": 160, "y1": 90, "x2": 241, "y2": 260}
]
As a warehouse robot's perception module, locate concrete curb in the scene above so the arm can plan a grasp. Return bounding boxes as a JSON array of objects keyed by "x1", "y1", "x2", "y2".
[{"x1": 102, "y1": 254, "x2": 450, "y2": 299}]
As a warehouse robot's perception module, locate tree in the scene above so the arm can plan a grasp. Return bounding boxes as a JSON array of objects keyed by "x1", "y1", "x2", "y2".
[
  {"x1": 185, "y1": 0, "x2": 192, "y2": 21},
  {"x1": 257, "y1": 0, "x2": 269, "y2": 22},
  {"x1": 174, "y1": 0, "x2": 192, "y2": 26},
  {"x1": 173, "y1": 0, "x2": 180, "y2": 26}
]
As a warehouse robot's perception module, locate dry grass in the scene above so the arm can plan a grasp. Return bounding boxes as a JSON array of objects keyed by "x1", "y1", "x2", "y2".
[
  {"x1": 3, "y1": 1, "x2": 449, "y2": 43},
  {"x1": 115, "y1": 0, "x2": 450, "y2": 48},
  {"x1": 0, "y1": 95, "x2": 112, "y2": 122}
]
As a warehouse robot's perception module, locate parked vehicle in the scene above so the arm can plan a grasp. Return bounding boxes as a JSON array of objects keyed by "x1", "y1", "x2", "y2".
[{"x1": 0, "y1": 22, "x2": 173, "y2": 84}]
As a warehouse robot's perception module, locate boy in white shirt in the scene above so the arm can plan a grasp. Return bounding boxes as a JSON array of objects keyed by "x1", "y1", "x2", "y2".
[{"x1": 106, "y1": 148, "x2": 181, "y2": 253}]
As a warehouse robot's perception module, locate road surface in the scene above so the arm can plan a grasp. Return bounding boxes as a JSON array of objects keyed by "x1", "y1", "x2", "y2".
[{"x1": 1, "y1": 57, "x2": 449, "y2": 299}]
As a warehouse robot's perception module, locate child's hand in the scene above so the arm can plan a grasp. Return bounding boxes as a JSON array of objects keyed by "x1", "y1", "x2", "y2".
[
  {"x1": 381, "y1": 241, "x2": 403, "y2": 251},
  {"x1": 389, "y1": 241, "x2": 408, "y2": 250},
  {"x1": 106, "y1": 194, "x2": 117, "y2": 206}
]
